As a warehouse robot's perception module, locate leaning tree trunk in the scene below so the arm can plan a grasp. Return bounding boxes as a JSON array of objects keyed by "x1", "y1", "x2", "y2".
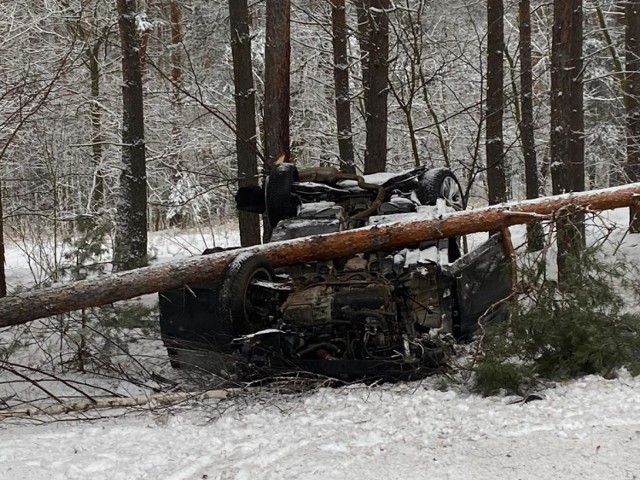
[
  {"x1": 519, "y1": 0, "x2": 543, "y2": 251},
  {"x1": 626, "y1": 0, "x2": 640, "y2": 232},
  {"x1": 364, "y1": 0, "x2": 389, "y2": 174},
  {"x1": 113, "y1": 0, "x2": 148, "y2": 272},
  {"x1": 332, "y1": 0, "x2": 356, "y2": 174},
  {"x1": 486, "y1": 0, "x2": 507, "y2": 205},
  {"x1": 1, "y1": 183, "x2": 639, "y2": 328},
  {"x1": 264, "y1": 0, "x2": 291, "y2": 169},
  {"x1": 230, "y1": 0, "x2": 261, "y2": 246}
]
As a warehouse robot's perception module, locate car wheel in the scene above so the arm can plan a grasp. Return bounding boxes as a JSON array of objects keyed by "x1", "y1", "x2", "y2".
[
  {"x1": 265, "y1": 163, "x2": 300, "y2": 227},
  {"x1": 418, "y1": 168, "x2": 466, "y2": 211},
  {"x1": 219, "y1": 252, "x2": 275, "y2": 336},
  {"x1": 419, "y1": 168, "x2": 465, "y2": 262}
]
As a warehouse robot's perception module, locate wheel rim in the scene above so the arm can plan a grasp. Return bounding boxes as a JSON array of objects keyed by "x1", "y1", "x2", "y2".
[
  {"x1": 440, "y1": 176, "x2": 465, "y2": 211},
  {"x1": 242, "y1": 268, "x2": 272, "y2": 325}
]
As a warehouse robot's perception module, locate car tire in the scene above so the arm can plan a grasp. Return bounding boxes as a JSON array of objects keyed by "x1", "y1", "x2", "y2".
[
  {"x1": 418, "y1": 168, "x2": 466, "y2": 211},
  {"x1": 418, "y1": 168, "x2": 465, "y2": 262},
  {"x1": 219, "y1": 252, "x2": 275, "y2": 336},
  {"x1": 266, "y1": 163, "x2": 300, "y2": 227}
]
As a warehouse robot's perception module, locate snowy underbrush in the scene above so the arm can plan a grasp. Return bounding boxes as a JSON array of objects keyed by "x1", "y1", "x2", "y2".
[
  {"x1": 4, "y1": 219, "x2": 241, "y2": 291},
  {"x1": 470, "y1": 211, "x2": 640, "y2": 396},
  {"x1": 1, "y1": 220, "x2": 241, "y2": 418}
]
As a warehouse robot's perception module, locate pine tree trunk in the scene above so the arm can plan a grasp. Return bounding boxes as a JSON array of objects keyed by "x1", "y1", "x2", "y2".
[
  {"x1": 170, "y1": 1, "x2": 182, "y2": 107},
  {"x1": 551, "y1": 0, "x2": 585, "y2": 281},
  {"x1": 354, "y1": 0, "x2": 371, "y2": 115},
  {"x1": 486, "y1": 0, "x2": 506, "y2": 205},
  {"x1": 229, "y1": 0, "x2": 261, "y2": 246},
  {"x1": 331, "y1": 0, "x2": 356, "y2": 174},
  {"x1": 113, "y1": 0, "x2": 148, "y2": 272},
  {"x1": 569, "y1": 1, "x2": 585, "y2": 197},
  {"x1": 169, "y1": 0, "x2": 183, "y2": 156},
  {"x1": 519, "y1": 0, "x2": 543, "y2": 251},
  {"x1": 88, "y1": 42, "x2": 104, "y2": 213},
  {"x1": 364, "y1": 0, "x2": 389, "y2": 174},
  {"x1": 626, "y1": 0, "x2": 640, "y2": 232},
  {"x1": 264, "y1": 0, "x2": 291, "y2": 169}
]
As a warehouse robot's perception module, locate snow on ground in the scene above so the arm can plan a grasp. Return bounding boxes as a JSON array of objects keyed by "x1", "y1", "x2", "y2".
[
  {"x1": 4, "y1": 223, "x2": 241, "y2": 289},
  {"x1": 1, "y1": 373, "x2": 640, "y2": 479},
  {"x1": 147, "y1": 225, "x2": 241, "y2": 263},
  {"x1": 1, "y1": 210, "x2": 640, "y2": 479}
]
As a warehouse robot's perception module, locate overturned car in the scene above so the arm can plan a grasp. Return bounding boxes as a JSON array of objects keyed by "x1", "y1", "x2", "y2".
[{"x1": 159, "y1": 165, "x2": 512, "y2": 380}]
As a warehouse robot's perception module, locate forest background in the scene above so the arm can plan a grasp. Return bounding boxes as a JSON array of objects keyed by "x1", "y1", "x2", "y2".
[{"x1": 2, "y1": 0, "x2": 639, "y2": 297}]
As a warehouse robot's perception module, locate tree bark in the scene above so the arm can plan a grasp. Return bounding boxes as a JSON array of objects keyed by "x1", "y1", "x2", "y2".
[
  {"x1": 87, "y1": 41, "x2": 105, "y2": 213},
  {"x1": 364, "y1": 0, "x2": 389, "y2": 174},
  {"x1": 264, "y1": 0, "x2": 291, "y2": 169},
  {"x1": 519, "y1": 0, "x2": 543, "y2": 251},
  {"x1": 354, "y1": 0, "x2": 371, "y2": 115},
  {"x1": 1, "y1": 183, "x2": 639, "y2": 328},
  {"x1": 569, "y1": 1, "x2": 585, "y2": 197},
  {"x1": 170, "y1": 0, "x2": 183, "y2": 153},
  {"x1": 229, "y1": 0, "x2": 261, "y2": 246},
  {"x1": 331, "y1": 0, "x2": 356, "y2": 174},
  {"x1": 0, "y1": 180, "x2": 5, "y2": 298},
  {"x1": 626, "y1": 0, "x2": 640, "y2": 232},
  {"x1": 486, "y1": 0, "x2": 507, "y2": 205},
  {"x1": 550, "y1": 0, "x2": 585, "y2": 280},
  {"x1": 113, "y1": 0, "x2": 148, "y2": 272}
]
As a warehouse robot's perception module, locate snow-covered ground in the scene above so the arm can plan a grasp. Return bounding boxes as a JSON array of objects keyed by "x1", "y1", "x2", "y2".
[
  {"x1": 1, "y1": 373, "x2": 640, "y2": 479},
  {"x1": 1, "y1": 211, "x2": 639, "y2": 479}
]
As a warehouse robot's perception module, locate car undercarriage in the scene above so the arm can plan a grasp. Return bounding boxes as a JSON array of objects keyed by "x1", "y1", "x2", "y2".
[{"x1": 159, "y1": 165, "x2": 512, "y2": 381}]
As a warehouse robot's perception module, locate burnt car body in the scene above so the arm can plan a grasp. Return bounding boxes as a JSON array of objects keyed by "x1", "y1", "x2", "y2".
[{"x1": 159, "y1": 165, "x2": 512, "y2": 380}]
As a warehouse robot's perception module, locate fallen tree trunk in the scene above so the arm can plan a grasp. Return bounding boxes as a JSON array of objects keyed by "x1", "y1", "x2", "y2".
[
  {"x1": 0, "y1": 388, "x2": 234, "y2": 420},
  {"x1": 1, "y1": 183, "x2": 639, "y2": 328}
]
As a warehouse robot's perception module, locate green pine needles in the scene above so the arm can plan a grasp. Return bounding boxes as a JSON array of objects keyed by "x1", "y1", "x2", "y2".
[
  {"x1": 474, "y1": 244, "x2": 640, "y2": 396},
  {"x1": 56, "y1": 215, "x2": 156, "y2": 372}
]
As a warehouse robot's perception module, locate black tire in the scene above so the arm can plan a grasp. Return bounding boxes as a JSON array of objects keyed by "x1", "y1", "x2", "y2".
[
  {"x1": 418, "y1": 168, "x2": 465, "y2": 263},
  {"x1": 417, "y1": 168, "x2": 466, "y2": 211},
  {"x1": 265, "y1": 163, "x2": 300, "y2": 227},
  {"x1": 219, "y1": 253, "x2": 275, "y2": 336}
]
